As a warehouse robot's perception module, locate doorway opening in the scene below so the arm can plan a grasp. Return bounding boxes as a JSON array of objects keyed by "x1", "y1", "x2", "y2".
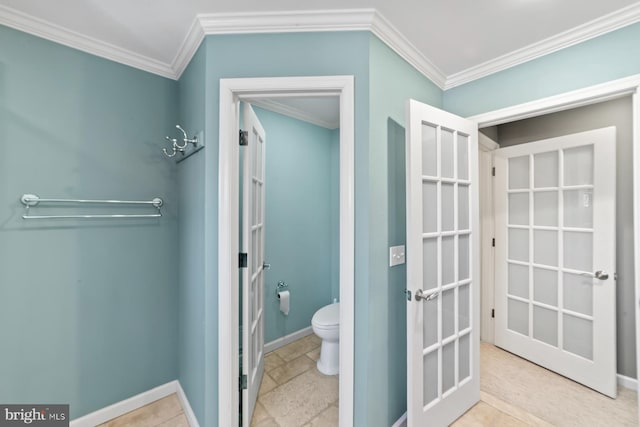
[
  {"x1": 239, "y1": 97, "x2": 341, "y2": 425},
  {"x1": 218, "y1": 76, "x2": 355, "y2": 427},
  {"x1": 472, "y1": 93, "x2": 639, "y2": 424}
]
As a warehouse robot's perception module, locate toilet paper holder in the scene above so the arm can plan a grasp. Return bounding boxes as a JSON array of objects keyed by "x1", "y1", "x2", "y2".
[{"x1": 276, "y1": 281, "x2": 288, "y2": 296}]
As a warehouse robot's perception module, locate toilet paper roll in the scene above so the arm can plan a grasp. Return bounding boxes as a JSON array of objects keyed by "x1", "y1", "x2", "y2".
[{"x1": 278, "y1": 290, "x2": 290, "y2": 316}]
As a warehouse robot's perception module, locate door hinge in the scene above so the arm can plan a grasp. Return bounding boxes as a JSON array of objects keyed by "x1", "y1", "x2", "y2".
[
  {"x1": 492, "y1": 238, "x2": 495, "y2": 247},
  {"x1": 239, "y1": 130, "x2": 248, "y2": 146},
  {"x1": 239, "y1": 252, "x2": 248, "y2": 268},
  {"x1": 492, "y1": 167, "x2": 495, "y2": 177},
  {"x1": 491, "y1": 309, "x2": 495, "y2": 318},
  {"x1": 240, "y1": 374, "x2": 248, "y2": 390}
]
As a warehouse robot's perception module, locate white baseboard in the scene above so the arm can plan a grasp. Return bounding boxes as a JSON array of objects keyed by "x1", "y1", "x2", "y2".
[
  {"x1": 70, "y1": 380, "x2": 199, "y2": 427},
  {"x1": 264, "y1": 326, "x2": 313, "y2": 353},
  {"x1": 391, "y1": 412, "x2": 407, "y2": 427},
  {"x1": 176, "y1": 381, "x2": 200, "y2": 427},
  {"x1": 618, "y1": 373, "x2": 638, "y2": 390}
]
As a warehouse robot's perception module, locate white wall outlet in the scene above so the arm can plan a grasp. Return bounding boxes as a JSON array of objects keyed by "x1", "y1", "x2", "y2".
[{"x1": 389, "y1": 245, "x2": 406, "y2": 267}]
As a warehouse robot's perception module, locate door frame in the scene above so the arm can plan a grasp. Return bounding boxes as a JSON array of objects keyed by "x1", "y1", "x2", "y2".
[
  {"x1": 468, "y1": 74, "x2": 640, "y2": 405},
  {"x1": 218, "y1": 75, "x2": 355, "y2": 427}
]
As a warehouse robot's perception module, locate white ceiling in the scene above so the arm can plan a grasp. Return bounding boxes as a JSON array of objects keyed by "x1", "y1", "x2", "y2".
[{"x1": 1, "y1": 0, "x2": 639, "y2": 85}]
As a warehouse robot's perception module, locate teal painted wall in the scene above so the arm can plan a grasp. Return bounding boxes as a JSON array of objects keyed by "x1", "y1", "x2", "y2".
[
  {"x1": 198, "y1": 31, "x2": 371, "y2": 426},
  {"x1": 444, "y1": 22, "x2": 640, "y2": 117},
  {"x1": 0, "y1": 25, "x2": 179, "y2": 419},
  {"x1": 367, "y1": 34, "x2": 443, "y2": 426},
  {"x1": 253, "y1": 107, "x2": 337, "y2": 343},
  {"x1": 177, "y1": 43, "x2": 207, "y2": 425}
]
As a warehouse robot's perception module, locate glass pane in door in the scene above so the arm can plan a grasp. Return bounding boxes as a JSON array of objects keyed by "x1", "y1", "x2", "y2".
[
  {"x1": 509, "y1": 156, "x2": 529, "y2": 189},
  {"x1": 423, "y1": 298, "x2": 438, "y2": 348},
  {"x1": 457, "y1": 134, "x2": 469, "y2": 180},
  {"x1": 533, "y1": 305, "x2": 558, "y2": 346},
  {"x1": 423, "y1": 182, "x2": 438, "y2": 233},
  {"x1": 441, "y1": 129, "x2": 454, "y2": 178},
  {"x1": 442, "y1": 184, "x2": 455, "y2": 231},
  {"x1": 533, "y1": 267, "x2": 557, "y2": 306},
  {"x1": 459, "y1": 333, "x2": 470, "y2": 381},
  {"x1": 563, "y1": 273, "x2": 593, "y2": 316},
  {"x1": 442, "y1": 342, "x2": 456, "y2": 393},
  {"x1": 534, "y1": 191, "x2": 558, "y2": 226},
  {"x1": 423, "y1": 239, "x2": 438, "y2": 290},
  {"x1": 563, "y1": 232, "x2": 592, "y2": 272},
  {"x1": 564, "y1": 189, "x2": 593, "y2": 228},
  {"x1": 508, "y1": 299, "x2": 529, "y2": 336},
  {"x1": 442, "y1": 288, "x2": 456, "y2": 339},
  {"x1": 534, "y1": 151, "x2": 558, "y2": 188},
  {"x1": 508, "y1": 263, "x2": 529, "y2": 299},
  {"x1": 509, "y1": 193, "x2": 529, "y2": 225},
  {"x1": 423, "y1": 350, "x2": 439, "y2": 405},
  {"x1": 563, "y1": 145, "x2": 594, "y2": 186},
  {"x1": 563, "y1": 315, "x2": 593, "y2": 360},
  {"x1": 422, "y1": 124, "x2": 437, "y2": 176}
]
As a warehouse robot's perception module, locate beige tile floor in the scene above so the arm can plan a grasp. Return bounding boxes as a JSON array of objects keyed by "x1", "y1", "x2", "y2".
[
  {"x1": 98, "y1": 394, "x2": 188, "y2": 427},
  {"x1": 103, "y1": 338, "x2": 638, "y2": 427},
  {"x1": 251, "y1": 333, "x2": 337, "y2": 427}
]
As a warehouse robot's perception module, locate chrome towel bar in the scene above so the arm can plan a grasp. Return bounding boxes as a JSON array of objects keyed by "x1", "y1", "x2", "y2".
[{"x1": 20, "y1": 194, "x2": 163, "y2": 219}]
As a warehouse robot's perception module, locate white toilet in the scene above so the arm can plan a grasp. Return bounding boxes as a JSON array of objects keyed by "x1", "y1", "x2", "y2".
[{"x1": 311, "y1": 302, "x2": 340, "y2": 375}]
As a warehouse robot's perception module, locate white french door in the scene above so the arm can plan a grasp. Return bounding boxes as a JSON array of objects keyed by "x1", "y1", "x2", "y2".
[
  {"x1": 406, "y1": 99, "x2": 480, "y2": 426},
  {"x1": 242, "y1": 103, "x2": 266, "y2": 423},
  {"x1": 493, "y1": 127, "x2": 617, "y2": 397}
]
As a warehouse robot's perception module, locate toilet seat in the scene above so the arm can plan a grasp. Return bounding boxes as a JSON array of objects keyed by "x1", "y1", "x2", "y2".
[{"x1": 312, "y1": 303, "x2": 339, "y2": 328}]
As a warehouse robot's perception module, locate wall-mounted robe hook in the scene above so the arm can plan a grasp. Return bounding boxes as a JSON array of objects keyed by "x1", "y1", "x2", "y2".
[{"x1": 162, "y1": 125, "x2": 200, "y2": 158}]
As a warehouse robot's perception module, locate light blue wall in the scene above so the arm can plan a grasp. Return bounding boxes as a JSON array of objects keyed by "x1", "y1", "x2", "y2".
[
  {"x1": 186, "y1": 30, "x2": 447, "y2": 427},
  {"x1": 444, "y1": 22, "x2": 640, "y2": 117},
  {"x1": 367, "y1": 34, "x2": 443, "y2": 426},
  {"x1": 177, "y1": 43, "x2": 207, "y2": 425},
  {"x1": 198, "y1": 31, "x2": 371, "y2": 426},
  {"x1": 253, "y1": 107, "x2": 337, "y2": 343},
  {"x1": 0, "y1": 25, "x2": 179, "y2": 419}
]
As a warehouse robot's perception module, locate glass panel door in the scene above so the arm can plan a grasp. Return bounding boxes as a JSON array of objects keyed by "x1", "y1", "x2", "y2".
[
  {"x1": 494, "y1": 127, "x2": 616, "y2": 398},
  {"x1": 406, "y1": 100, "x2": 479, "y2": 427},
  {"x1": 242, "y1": 103, "x2": 266, "y2": 424}
]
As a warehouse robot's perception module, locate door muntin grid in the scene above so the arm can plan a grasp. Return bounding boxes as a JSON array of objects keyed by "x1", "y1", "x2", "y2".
[
  {"x1": 505, "y1": 146, "x2": 595, "y2": 360},
  {"x1": 421, "y1": 123, "x2": 473, "y2": 408},
  {"x1": 249, "y1": 127, "x2": 265, "y2": 382}
]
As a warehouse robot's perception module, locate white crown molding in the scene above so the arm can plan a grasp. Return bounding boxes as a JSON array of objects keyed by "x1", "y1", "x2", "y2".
[
  {"x1": 198, "y1": 9, "x2": 375, "y2": 34},
  {"x1": 173, "y1": 9, "x2": 447, "y2": 87},
  {"x1": 369, "y1": 12, "x2": 447, "y2": 88},
  {"x1": 0, "y1": 3, "x2": 176, "y2": 79},
  {"x1": 3, "y1": 3, "x2": 639, "y2": 89},
  {"x1": 445, "y1": 2, "x2": 640, "y2": 90},
  {"x1": 250, "y1": 98, "x2": 339, "y2": 129},
  {"x1": 172, "y1": 17, "x2": 206, "y2": 79}
]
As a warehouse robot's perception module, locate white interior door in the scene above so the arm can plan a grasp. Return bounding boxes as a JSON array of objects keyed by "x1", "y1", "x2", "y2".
[
  {"x1": 242, "y1": 103, "x2": 266, "y2": 424},
  {"x1": 406, "y1": 99, "x2": 480, "y2": 426},
  {"x1": 493, "y1": 127, "x2": 617, "y2": 397}
]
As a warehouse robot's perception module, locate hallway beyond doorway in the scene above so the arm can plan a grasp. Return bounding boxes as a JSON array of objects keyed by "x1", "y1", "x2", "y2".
[{"x1": 470, "y1": 342, "x2": 638, "y2": 426}]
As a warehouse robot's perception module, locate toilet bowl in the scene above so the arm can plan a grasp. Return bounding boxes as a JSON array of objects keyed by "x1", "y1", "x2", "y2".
[{"x1": 311, "y1": 302, "x2": 340, "y2": 375}]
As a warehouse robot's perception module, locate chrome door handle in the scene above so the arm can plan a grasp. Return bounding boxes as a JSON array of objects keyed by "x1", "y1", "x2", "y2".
[
  {"x1": 415, "y1": 289, "x2": 439, "y2": 302},
  {"x1": 580, "y1": 270, "x2": 609, "y2": 280}
]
